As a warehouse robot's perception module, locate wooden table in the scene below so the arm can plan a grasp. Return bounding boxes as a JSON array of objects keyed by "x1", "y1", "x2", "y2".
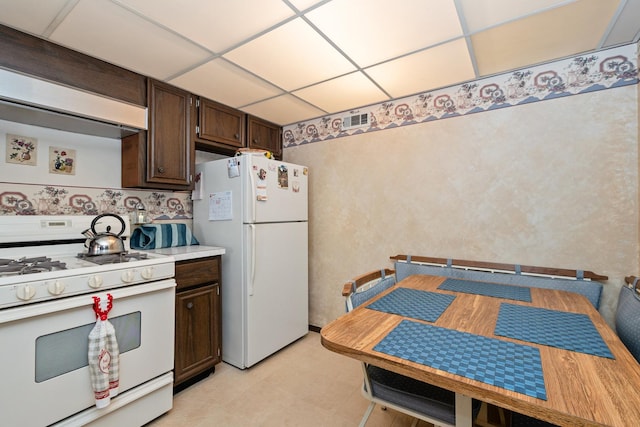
[{"x1": 320, "y1": 275, "x2": 640, "y2": 426}]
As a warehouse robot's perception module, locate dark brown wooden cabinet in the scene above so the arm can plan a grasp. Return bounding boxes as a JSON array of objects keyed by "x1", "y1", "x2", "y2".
[
  {"x1": 122, "y1": 79, "x2": 194, "y2": 190},
  {"x1": 194, "y1": 97, "x2": 245, "y2": 154},
  {"x1": 247, "y1": 115, "x2": 282, "y2": 159},
  {"x1": 193, "y1": 99, "x2": 284, "y2": 158},
  {"x1": 174, "y1": 256, "x2": 222, "y2": 387}
]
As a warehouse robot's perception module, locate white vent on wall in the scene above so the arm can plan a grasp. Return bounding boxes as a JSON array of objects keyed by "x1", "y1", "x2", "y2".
[{"x1": 341, "y1": 113, "x2": 369, "y2": 130}]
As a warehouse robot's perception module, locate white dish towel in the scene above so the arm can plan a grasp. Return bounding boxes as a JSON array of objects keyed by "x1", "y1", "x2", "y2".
[{"x1": 88, "y1": 294, "x2": 120, "y2": 408}]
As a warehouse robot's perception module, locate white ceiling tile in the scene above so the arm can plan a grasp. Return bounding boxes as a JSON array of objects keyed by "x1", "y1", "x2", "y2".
[
  {"x1": 472, "y1": 0, "x2": 621, "y2": 76},
  {"x1": 287, "y1": 0, "x2": 325, "y2": 12},
  {"x1": 366, "y1": 39, "x2": 475, "y2": 98},
  {"x1": 0, "y1": 0, "x2": 71, "y2": 35},
  {"x1": 293, "y1": 72, "x2": 388, "y2": 113},
  {"x1": 306, "y1": 0, "x2": 463, "y2": 67},
  {"x1": 242, "y1": 95, "x2": 326, "y2": 126},
  {"x1": 459, "y1": 0, "x2": 574, "y2": 32},
  {"x1": 223, "y1": 18, "x2": 356, "y2": 91},
  {"x1": 169, "y1": 59, "x2": 283, "y2": 108},
  {"x1": 115, "y1": 0, "x2": 294, "y2": 53},
  {"x1": 49, "y1": 0, "x2": 211, "y2": 80},
  {"x1": 602, "y1": 0, "x2": 640, "y2": 47}
]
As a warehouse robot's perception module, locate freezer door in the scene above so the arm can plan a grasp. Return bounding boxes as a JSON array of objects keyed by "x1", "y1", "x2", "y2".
[
  {"x1": 243, "y1": 221, "x2": 308, "y2": 367},
  {"x1": 241, "y1": 155, "x2": 308, "y2": 223}
]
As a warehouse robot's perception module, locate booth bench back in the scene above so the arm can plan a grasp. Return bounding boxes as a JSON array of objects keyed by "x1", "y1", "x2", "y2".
[{"x1": 391, "y1": 255, "x2": 607, "y2": 309}]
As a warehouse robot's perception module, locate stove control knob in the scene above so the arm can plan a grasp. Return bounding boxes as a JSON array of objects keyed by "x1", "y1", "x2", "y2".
[
  {"x1": 141, "y1": 267, "x2": 154, "y2": 280},
  {"x1": 88, "y1": 275, "x2": 104, "y2": 289},
  {"x1": 121, "y1": 270, "x2": 135, "y2": 283},
  {"x1": 48, "y1": 280, "x2": 65, "y2": 295},
  {"x1": 16, "y1": 284, "x2": 36, "y2": 301}
]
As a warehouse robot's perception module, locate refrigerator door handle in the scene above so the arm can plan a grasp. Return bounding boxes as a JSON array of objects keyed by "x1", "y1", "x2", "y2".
[
  {"x1": 249, "y1": 224, "x2": 256, "y2": 296},
  {"x1": 248, "y1": 159, "x2": 256, "y2": 223}
]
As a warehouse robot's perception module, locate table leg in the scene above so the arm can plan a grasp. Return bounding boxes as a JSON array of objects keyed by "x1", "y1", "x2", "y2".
[{"x1": 455, "y1": 393, "x2": 473, "y2": 427}]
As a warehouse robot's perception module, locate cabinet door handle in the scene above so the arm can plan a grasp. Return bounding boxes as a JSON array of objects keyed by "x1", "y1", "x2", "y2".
[
  {"x1": 252, "y1": 139, "x2": 258, "y2": 143},
  {"x1": 158, "y1": 166, "x2": 165, "y2": 173},
  {"x1": 186, "y1": 302, "x2": 194, "y2": 309},
  {"x1": 234, "y1": 133, "x2": 239, "y2": 139}
]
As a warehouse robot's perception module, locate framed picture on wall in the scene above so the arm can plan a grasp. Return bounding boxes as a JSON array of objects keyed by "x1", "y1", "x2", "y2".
[
  {"x1": 49, "y1": 147, "x2": 76, "y2": 175},
  {"x1": 6, "y1": 134, "x2": 37, "y2": 166}
]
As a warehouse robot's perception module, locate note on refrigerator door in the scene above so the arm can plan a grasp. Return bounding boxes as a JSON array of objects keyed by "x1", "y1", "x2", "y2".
[
  {"x1": 209, "y1": 191, "x2": 233, "y2": 221},
  {"x1": 191, "y1": 171, "x2": 203, "y2": 200},
  {"x1": 277, "y1": 165, "x2": 288, "y2": 189},
  {"x1": 227, "y1": 158, "x2": 240, "y2": 178}
]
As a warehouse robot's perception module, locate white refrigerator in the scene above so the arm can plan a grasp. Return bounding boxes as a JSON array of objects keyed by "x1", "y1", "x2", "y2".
[{"x1": 192, "y1": 154, "x2": 308, "y2": 369}]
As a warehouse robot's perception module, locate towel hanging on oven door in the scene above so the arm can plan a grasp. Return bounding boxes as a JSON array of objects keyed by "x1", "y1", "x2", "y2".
[{"x1": 88, "y1": 294, "x2": 120, "y2": 408}]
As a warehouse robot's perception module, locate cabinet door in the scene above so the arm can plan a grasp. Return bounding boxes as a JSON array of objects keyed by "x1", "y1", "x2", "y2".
[
  {"x1": 174, "y1": 284, "x2": 220, "y2": 385},
  {"x1": 197, "y1": 98, "x2": 245, "y2": 149},
  {"x1": 247, "y1": 115, "x2": 282, "y2": 159},
  {"x1": 147, "y1": 79, "x2": 193, "y2": 187}
]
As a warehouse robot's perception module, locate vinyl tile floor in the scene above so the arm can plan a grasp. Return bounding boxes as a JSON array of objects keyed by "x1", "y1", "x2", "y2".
[{"x1": 147, "y1": 331, "x2": 438, "y2": 427}]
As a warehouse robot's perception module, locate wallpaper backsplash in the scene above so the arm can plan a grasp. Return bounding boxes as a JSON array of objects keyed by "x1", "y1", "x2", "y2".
[
  {"x1": 0, "y1": 183, "x2": 191, "y2": 220},
  {"x1": 283, "y1": 43, "x2": 638, "y2": 147}
]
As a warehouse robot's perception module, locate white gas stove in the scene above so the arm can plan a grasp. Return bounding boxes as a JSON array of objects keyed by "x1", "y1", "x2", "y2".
[
  {"x1": 0, "y1": 242, "x2": 173, "y2": 309},
  {"x1": 0, "y1": 215, "x2": 174, "y2": 309},
  {"x1": 0, "y1": 215, "x2": 176, "y2": 427}
]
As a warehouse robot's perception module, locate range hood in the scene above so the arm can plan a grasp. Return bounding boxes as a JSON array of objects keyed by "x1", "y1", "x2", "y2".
[{"x1": 0, "y1": 68, "x2": 147, "y2": 139}]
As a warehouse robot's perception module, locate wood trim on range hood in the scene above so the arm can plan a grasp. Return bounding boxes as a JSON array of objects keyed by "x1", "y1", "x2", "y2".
[{"x1": 0, "y1": 68, "x2": 147, "y2": 139}]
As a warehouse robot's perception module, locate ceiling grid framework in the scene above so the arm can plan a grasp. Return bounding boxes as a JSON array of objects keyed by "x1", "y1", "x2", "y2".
[{"x1": 0, "y1": 0, "x2": 638, "y2": 126}]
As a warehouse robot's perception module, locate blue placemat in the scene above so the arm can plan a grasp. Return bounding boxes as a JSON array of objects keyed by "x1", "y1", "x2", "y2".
[
  {"x1": 438, "y1": 278, "x2": 531, "y2": 302},
  {"x1": 495, "y1": 303, "x2": 613, "y2": 358},
  {"x1": 366, "y1": 288, "x2": 455, "y2": 323},
  {"x1": 374, "y1": 320, "x2": 547, "y2": 400}
]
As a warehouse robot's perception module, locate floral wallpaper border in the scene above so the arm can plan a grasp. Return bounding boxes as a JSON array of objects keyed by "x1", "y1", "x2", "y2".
[
  {"x1": 283, "y1": 43, "x2": 639, "y2": 147},
  {"x1": 0, "y1": 182, "x2": 192, "y2": 219}
]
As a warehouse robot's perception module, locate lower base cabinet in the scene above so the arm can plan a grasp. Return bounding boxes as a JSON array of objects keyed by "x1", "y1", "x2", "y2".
[{"x1": 174, "y1": 256, "x2": 221, "y2": 387}]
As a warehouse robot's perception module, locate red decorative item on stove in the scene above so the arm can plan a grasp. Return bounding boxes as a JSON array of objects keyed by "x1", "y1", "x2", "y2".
[{"x1": 92, "y1": 293, "x2": 113, "y2": 320}]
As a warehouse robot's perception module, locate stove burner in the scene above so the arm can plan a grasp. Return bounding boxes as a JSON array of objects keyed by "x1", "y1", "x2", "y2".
[
  {"x1": 0, "y1": 257, "x2": 67, "y2": 276},
  {"x1": 77, "y1": 252, "x2": 148, "y2": 265}
]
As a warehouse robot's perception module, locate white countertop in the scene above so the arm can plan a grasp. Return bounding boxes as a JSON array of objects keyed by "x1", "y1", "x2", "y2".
[{"x1": 140, "y1": 245, "x2": 225, "y2": 262}]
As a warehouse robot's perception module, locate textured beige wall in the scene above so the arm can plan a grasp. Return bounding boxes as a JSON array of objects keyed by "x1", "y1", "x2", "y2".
[{"x1": 284, "y1": 85, "x2": 639, "y2": 328}]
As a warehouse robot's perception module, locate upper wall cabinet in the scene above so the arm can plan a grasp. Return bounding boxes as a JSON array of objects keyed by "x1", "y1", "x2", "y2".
[
  {"x1": 247, "y1": 115, "x2": 282, "y2": 159},
  {"x1": 194, "y1": 97, "x2": 245, "y2": 154},
  {"x1": 193, "y1": 98, "x2": 284, "y2": 159},
  {"x1": 122, "y1": 79, "x2": 194, "y2": 190}
]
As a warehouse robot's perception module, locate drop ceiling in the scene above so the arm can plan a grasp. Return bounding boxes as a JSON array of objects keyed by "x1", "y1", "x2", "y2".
[{"x1": 0, "y1": 0, "x2": 638, "y2": 126}]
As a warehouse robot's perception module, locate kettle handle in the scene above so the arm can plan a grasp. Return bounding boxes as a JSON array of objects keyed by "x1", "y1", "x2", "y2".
[{"x1": 91, "y1": 213, "x2": 126, "y2": 237}]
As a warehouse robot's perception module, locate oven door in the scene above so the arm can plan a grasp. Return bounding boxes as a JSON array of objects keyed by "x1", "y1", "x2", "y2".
[{"x1": 0, "y1": 280, "x2": 175, "y2": 427}]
